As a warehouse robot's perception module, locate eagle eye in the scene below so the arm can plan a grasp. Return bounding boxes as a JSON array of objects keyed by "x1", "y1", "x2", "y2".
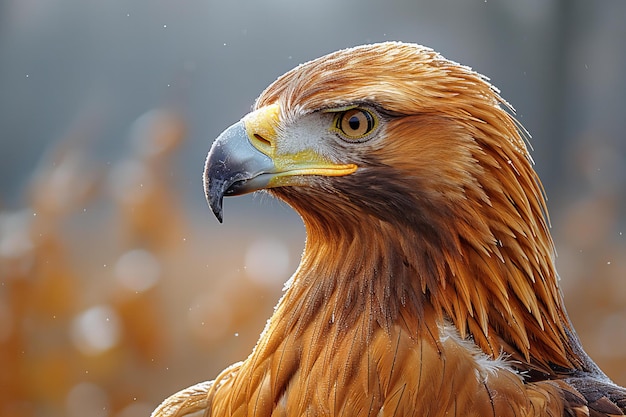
[{"x1": 333, "y1": 108, "x2": 378, "y2": 141}]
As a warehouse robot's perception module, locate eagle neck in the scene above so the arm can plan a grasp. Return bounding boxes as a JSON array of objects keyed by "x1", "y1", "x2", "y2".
[
  {"x1": 258, "y1": 203, "x2": 588, "y2": 377},
  {"x1": 274, "y1": 217, "x2": 436, "y2": 346}
]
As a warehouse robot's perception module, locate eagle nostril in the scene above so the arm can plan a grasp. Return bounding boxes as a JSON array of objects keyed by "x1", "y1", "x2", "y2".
[
  {"x1": 252, "y1": 133, "x2": 273, "y2": 155},
  {"x1": 254, "y1": 134, "x2": 271, "y2": 147}
]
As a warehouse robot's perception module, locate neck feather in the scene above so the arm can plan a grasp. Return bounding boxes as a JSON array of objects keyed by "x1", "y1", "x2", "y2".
[{"x1": 261, "y1": 199, "x2": 585, "y2": 375}]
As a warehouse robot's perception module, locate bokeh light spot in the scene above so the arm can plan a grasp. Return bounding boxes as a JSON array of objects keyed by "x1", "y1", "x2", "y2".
[
  {"x1": 114, "y1": 248, "x2": 161, "y2": 292},
  {"x1": 71, "y1": 305, "x2": 121, "y2": 356},
  {"x1": 66, "y1": 382, "x2": 109, "y2": 417},
  {"x1": 244, "y1": 238, "x2": 290, "y2": 287}
]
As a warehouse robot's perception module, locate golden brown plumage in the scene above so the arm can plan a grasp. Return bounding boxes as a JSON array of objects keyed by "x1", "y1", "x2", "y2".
[{"x1": 152, "y1": 42, "x2": 626, "y2": 417}]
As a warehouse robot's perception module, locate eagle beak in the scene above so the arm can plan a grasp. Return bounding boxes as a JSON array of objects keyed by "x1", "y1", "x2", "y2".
[
  {"x1": 204, "y1": 104, "x2": 357, "y2": 222},
  {"x1": 203, "y1": 119, "x2": 274, "y2": 222}
]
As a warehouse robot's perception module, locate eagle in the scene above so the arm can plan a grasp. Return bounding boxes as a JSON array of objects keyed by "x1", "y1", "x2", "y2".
[{"x1": 152, "y1": 42, "x2": 626, "y2": 417}]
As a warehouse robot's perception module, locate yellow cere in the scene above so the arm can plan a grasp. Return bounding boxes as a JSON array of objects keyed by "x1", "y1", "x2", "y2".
[{"x1": 243, "y1": 103, "x2": 281, "y2": 157}]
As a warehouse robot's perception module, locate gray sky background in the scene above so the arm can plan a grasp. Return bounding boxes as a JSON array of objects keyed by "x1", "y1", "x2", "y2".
[{"x1": 1, "y1": 0, "x2": 624, "y2": 212}]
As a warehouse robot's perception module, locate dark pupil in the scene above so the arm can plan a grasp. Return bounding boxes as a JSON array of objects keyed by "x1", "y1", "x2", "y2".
[{"x1": 348, "y1": 115, "x2": 360, "y2": 130}]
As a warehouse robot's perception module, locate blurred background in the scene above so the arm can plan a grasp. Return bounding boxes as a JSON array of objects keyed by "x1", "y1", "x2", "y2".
[{"x1": 1, "y1": 1, "x2": 625, "y2": 416}]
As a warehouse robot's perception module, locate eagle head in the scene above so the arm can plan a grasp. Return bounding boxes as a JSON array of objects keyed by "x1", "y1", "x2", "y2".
[{"x1": 204, "y1": 41, "x2": 582, "y2": 378}]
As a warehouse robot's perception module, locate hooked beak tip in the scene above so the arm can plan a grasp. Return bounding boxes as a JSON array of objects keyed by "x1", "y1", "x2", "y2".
[{"x1": 203, "y1": 166, "x2": 226, "y2": 223}]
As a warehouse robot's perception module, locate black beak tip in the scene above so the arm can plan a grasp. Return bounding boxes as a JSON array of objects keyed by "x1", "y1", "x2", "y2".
[
  {"x1": 212, "y1": 201, "x2": 224, "y2": 223},
  {"x1": 206, "y1": 189, "x2": 224, "y2": 223},
  {"x1": 203, "y1": 170, "x2": 226, "y2": 223},
  {"x1": 206, "y1": 194, "x2": 225, "y2": 223},
  {"x1": 206, "y1": 189, "x2": 225, "y2": 223}
]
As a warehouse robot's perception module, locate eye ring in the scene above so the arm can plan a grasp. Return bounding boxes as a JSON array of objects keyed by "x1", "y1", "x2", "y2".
[{"x1": 332, "y1": 108, "x2": 378, "y2": 141}]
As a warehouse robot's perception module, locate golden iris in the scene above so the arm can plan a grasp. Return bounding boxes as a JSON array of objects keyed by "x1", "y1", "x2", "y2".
[{"x1": 334, "y1": 108, "x2": 377, "y2": 140}]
